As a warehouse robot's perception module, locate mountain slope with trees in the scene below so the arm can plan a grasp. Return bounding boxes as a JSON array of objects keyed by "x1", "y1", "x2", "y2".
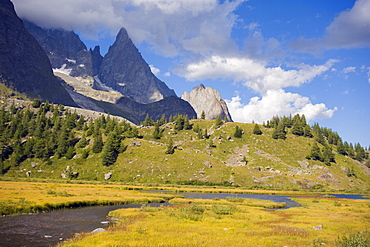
[{"x1": 0, "y1": 96, "x2": 369, "y2": 192}]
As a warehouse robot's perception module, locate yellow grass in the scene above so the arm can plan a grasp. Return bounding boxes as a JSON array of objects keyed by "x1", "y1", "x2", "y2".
[
  {"x1": 61, "y1": 196, "x2": 370, "y2": 247},
  {"x1": 2, "y1": 181, "x2": 369, "y2": 246},
  {"x1": 0, "y1": 181, "x2": 173, "y2": 215}
]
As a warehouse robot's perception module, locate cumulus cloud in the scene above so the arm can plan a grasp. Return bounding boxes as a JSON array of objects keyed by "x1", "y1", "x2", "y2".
[
  {"x1": 178, "y1": 55, "x2": 337, "y2": 94},
  {"x1": 149, "y1": 65, "x2": 160, "y2": 75},
  {"x1": 226, "y1": 90, "x2": 337, "y2": 124},
  {"x1": 12, "y1": 0, "x2": 244, "y2": 57},
  {"x1": 342, "y1": 66, "x2": 356, "y2": 73},
  {"x1": 291, "y1": 0, "x2": 370, "y2": 52}
]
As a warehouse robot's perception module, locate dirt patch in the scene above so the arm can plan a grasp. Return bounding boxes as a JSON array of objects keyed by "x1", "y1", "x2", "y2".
[{"x1": 225, "y1": 144, "x2": 249, "y2": 167}]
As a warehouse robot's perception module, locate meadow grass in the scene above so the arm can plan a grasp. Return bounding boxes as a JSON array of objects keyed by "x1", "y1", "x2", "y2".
[
  {"x1": 59, "y1": 191, "x2": 370, "y2": 247},
  {"x1": 1, "y1": 181, "x2": 369, "y2": 246},
  {"x1": 0, "y1": 181, "x2": 174, "y2": 215}
]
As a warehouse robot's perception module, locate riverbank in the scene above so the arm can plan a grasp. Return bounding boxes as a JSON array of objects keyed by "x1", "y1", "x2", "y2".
[
  {"x1": 60, "y1": 196, "x2": 370, "y2": 247},
  {"x1": 1, "y1": 181, "x2": 370, "y2": 246}
]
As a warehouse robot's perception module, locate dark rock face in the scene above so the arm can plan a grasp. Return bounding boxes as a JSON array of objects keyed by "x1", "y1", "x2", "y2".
[
  {"x1": 18, "y1": 19, "x2": 194, "y2": 121},
  {"x1": 114, "y1": 96, "x2": 197, "y2": 124},
  {"x1": 23, "y1": 20, "x2": 103, "y2": 78},
  {"x1": 99, "y1": 28, "x2": 176, "y2": 104},
  {"x1": 182, "y1": 84, "x2": 232, "y2": 121},
  {"x1": 0, "y1": 0, "x2": 76, "y2": 106}
]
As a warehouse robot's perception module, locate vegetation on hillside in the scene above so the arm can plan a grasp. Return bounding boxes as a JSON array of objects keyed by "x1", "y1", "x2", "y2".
[{"x1": 0, "y1": 95, "x2": 369, "y2": 191}]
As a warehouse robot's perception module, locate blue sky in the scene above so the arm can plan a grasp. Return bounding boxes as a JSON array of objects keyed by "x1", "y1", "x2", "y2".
[{"x1": 13, "y1": 0, "x2": 370, "y2": 147}]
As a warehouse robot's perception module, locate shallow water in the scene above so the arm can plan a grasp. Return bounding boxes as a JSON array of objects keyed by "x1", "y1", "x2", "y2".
[{"x1": 0, "y1": 204, "x2": 145, "y2": 247}]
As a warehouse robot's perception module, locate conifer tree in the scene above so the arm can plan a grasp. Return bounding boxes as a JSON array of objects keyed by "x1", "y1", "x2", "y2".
[
  {"x1": 101, "y1": 134, "x2": 117, "y2": 166},
  {"x1": 92, "y1": 128, "x2": 103, "y2": 153},
  {"x1": 165, "y1": 138, "x2": 175, "y2": 154},
  {"x1": 308, "y1": 142, "x2": 322, "y2": 161},
  {"x1": 233, "y1": 126, "x2": 243, "y2": 138},
  {"x1": 337, "y1": 141, "x2": 347, "y2": 156},
  {"x1": 152, "y1": 123, "x2": 164, "y2": 139},
  {"x1": 272, "y1": 122, "x2": 286, "y2": 140},
  {"x1": 253, "y1": 124, "x2": 262, "y2": 135},
  {"x1": 200, "y1": 110, "x2": 205, "y2": 120},
  {"x1": 303, "y1": 125, "x2": 313, "y2": 138},
  {"x1": 77, "y1": 135, "x2": 89, "y2": 148},
  {"x1": 65, "y1": 146, "x2": 76, "y2": 160},
  {"x1": 322, "y1": 145, "x2": 335, "y2": 165},
  {"x1": 193, "y1": 124, "x2": 200, "y2": 133},
  {"x1": 215, "y1": 115, "x2": 223, "y2": 128}
]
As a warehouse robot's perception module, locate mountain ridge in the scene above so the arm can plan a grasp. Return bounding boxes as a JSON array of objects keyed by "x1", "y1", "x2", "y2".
[{"x1": 0, "y1": 0, "x2": 76, "y2": 106}]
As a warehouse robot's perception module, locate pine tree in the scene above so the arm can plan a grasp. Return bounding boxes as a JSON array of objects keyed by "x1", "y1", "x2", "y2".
[
  {"x1": 152, "y1": 123, "x2": 164, "y2": 139},
  {"x1": 272, "y1": 122, "x2": 286, "y2": 140},
  {"x1": 200, "y1": 111, "x2": 205, "y2": 120},
  {"x1": 183, "y1": 115, "x2": 192, "y2": 130},
  {"x1": 308, "y1": 142, "x2": 322, "y2": 161},
  {"x1": 337, "y1": 141, "x2": 347, "y2": 156},
  {"x1": 303, "y1": 125, "x2": 313, "y2": 138},
  {"x1": 233, "y1": 126, "x2": 243, "y2": 138},
  {"x1": 101, "y1": 134, "x2": 118, "y2": 166},
  {"x1": 354, "y1": 143, "x2": 366, "y2": 162},
  {"x1": 322, "y1": 145, "x2": 335, "y2": 165},
  {"x1": 65, "y1": 146, "x2": 76, "y2": 160},
  {"x1": 165, "y1": 138, "x2": 175, "y2": 154},
  {"x1": 77, "y1": 135, "x2": 89, "y2": 148},
  {"x1": 253, "y1": 124, "x2": 262, "y2": 135},
  {"x1": 198, "y1": 129, "x2": 203, "y2": 139},
  {"x1": 215, "y1": 115, "x2": 223, "y2": 128},
  {"x1": 92, "y1": 128, "x2": 103, "y2": 153},
  {"x1": 193, "y1": 124, "x2": 200, "y2": 133}
]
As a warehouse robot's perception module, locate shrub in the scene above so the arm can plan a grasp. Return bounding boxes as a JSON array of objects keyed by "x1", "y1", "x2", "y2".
[{"x1": 336, "y1": 231, "x2": 370, "y2": 247}]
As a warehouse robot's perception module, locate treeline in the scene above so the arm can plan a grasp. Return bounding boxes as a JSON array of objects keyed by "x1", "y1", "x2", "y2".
[
  {"x1": 0, "y1": 100, "x2": 139, "y2": 174},
  {"x1": 263, "y1": 114, "x2": 369, "y2": 166}
]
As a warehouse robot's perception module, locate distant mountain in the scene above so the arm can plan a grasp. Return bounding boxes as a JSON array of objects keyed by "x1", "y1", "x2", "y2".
[
  {"x1": 23, "y1": 21, "x2": 193, "y2": 121},
  {"x1": 99, "y1": 28, "x2": 176, "y2": 104},
  {"x1": 182, "y1": 84, "x2": 232, "y2": 121},
  {"x1": 0, "y1": 0, "x2": 76, "y2": 106},
  {"x1": 24, "y1": 20, "x2": 103, "y2": 85}
]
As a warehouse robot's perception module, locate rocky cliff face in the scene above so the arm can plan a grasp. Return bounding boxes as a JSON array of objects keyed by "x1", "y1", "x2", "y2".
[
  {"x1": 24, "y1": 20, "x2": 103, "y2": 79},
  {"x1": 0, "y1": 0, "x2": 76, "y2": 106},
  {"x1": 99, "y1": 28, "x2": 176, "y2": 104},
  {"x1": 181, "y1": 84, "x2": 232, "y2": 122},
  {"x1": 22, "y1": 21, "x2": 194, "y2": 122},
  {"x1": 114, "y1": 96, "x2": 197, "y2": 124}
]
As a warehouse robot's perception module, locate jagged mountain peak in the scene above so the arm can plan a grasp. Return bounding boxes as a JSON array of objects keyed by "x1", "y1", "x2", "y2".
[{"x1": 98, "y1": 27, "x2": 176, "y2": 104}]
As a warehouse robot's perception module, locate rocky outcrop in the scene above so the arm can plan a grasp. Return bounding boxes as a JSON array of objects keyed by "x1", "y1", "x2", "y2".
[
  {"x1": 181, "y1": 84, "x2": 232, "y2": 121},
  {"x1": 0, "y1": 0, "x2": 76, "y2": 106},
  {"x1": 18, "y1": 20, "x2": 196, "y2": 121},
  {"x1": 99, "y1": 28, "x2": 176, "y2": 104},
  {"x1": 23, "y1": 20, "x2": 103, "y2": 78}
]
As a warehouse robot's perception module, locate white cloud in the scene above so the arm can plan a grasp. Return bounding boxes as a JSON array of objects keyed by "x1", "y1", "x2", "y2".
[
  {"x1": 149, "y1": 64, "x2": 160, "y2": 75},
  {"x1": 178, "y1": 55, "x2": 337, "y2": 94},
  {"x1": 12, "y1": 0, "x2": 245, "y2": 57},
  {"x1": 226, "y1": 89, "x2": 337, "y2": 124},
  {"x1": 343, "y1": 66, "x2": 356, "y2": 73},
  {"x1": 291, "y1": 0, "x2": 370, "y2": 52},
  {"x1": 164, "y1": 72, "x2": 171, "y2": 77}
]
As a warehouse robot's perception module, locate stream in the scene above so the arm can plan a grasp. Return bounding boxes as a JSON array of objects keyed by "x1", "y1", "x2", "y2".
[{"x1": 0, "y1": 192, "x2": 368, "y2": 247}]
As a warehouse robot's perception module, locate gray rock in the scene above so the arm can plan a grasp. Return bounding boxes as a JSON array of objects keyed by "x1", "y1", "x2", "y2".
[
  {"x1": 181, "y1": 84, "x2": 232, "y2": 121},
  {"x1": 104, "y1": 172, "x2": 113, "y2": 180},
  {"x1": 99, "y1": 28, "x2": 176, "y2": 104},
  {"x1": 91, "y1": 228, "x2": 107, "y2": 233}
]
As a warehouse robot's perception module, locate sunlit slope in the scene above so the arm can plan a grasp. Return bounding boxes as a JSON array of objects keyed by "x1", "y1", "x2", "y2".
[{"x1": 4, "y1": 119, "x2": 369, "y2": 192}]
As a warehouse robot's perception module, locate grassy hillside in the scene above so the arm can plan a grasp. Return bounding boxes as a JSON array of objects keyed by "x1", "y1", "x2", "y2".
[{"x1": 1, "y1": 102, "x2": 369, "y2": 192}]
